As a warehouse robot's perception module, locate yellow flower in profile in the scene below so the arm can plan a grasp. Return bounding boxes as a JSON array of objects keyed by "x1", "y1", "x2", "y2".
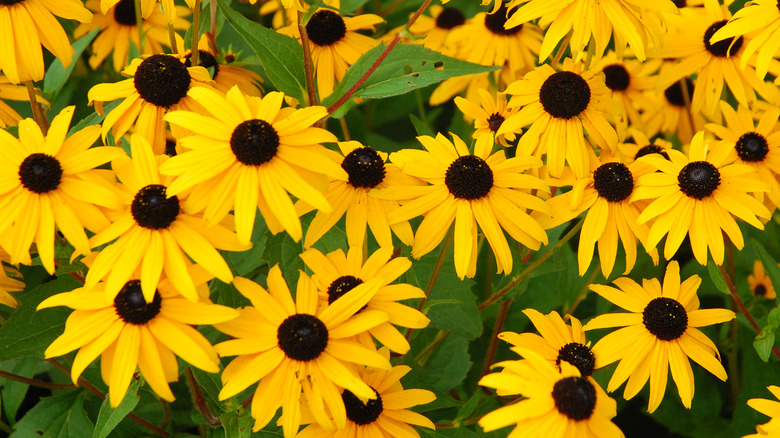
[
  {"x1": 749, "y1": 260, "x2": 777, "y2": 300},
  {"x1": 214, "y1": 265, "x2": 391, "y2": 437},
  {"x1": 0, "y1": 0, "x2": 92, "y2": 84},
  {"x1": 584, "y1": 261, "x2": 735, "y2": 413},
  {"x1": 0, "y1": 107, "x2": 124, "y2": 274},
  {"x1": 378, "y1": 132, "x2": 549, "y2": 279},
  {"x1": 298, "y1": 141, "x2": 421, "y2": 249},
  {"x1": 455, "y1": 88, "x2": 517, "y2": 148},
  {"x1": 632, "y1": 131, "x2": 771, "y2": 266},
  {"x1": 76, "y1": 0, "x2": 190, "y2": 71},
  {"x1": 296, "y1": 347, "x2": 436, "y2": 438},
  {"x1": 88, "y1": 53, "x2": 213, "y2": 154},
  {"x1": 279, "y1": 8, "x2": 383, "y2": 99},
  {"x1": 83, "y1": 134, "x2": 246, "y2": 302},
  {"x1": 38, "y1": 269, "x2": 238, "y2": 407},
  {"x1": 301, "y1": 246, "x2": 429, "y2": 354},
  {"x1": 499, "y1": 58, "x2": 621, "y2": 179},
  {"x1": 479, "y1": 347, "x2": 622, "y2": 437},
  {"x1": 162, "y1": 86, "x2": 344, "y2": 245},
  {"x1": 745, "y1": 386, "x2": 780, "y2": 437}
]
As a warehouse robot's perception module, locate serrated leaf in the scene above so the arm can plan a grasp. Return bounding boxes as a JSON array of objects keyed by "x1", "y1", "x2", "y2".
[
  {"x1": 425, "y1": 279, "x2": 482, "y2": 339},
  {"x1": 707, "y1": 260, "x2": 729, "y2": 294},
  {"x1": 261, "y1": 230, "x2": 304, "y2": 285},
  {"x1": 11, "y1": 391, "x2": 94, "y2": 438},
  {"x1": 323, "y1": 44, "x2": 500, "y2": 117},
  {"x1": 217, "y1": 0, "x2": 306, "y2": 103},
  {"x1": 754, "y1": 326, "x2": 775, "y2": 362},
  {"x1": 92, "y1": 380, "x2": 140, "y2": 438},
  {"x1": 44, "y1": 29, "x2": 99, "y2": 100},
  {"x1": 426, "y1": 335, "x2": 472, "y2": 392},
  {"x1": 0, "y1": 276, "x2": 80, "y2": 360}
]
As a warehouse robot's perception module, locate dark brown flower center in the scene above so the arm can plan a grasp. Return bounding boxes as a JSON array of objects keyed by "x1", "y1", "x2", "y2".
[
  {"x1": 602, "y1": 64, "x2": 630, "y2": 91},
  {"x1": 664, "y1": 78, "x2": 694, "y2": 107},
  {"x1": 593, "y1": 162, "x2": 634, "y2": 203},
  {"x1": 539, "y1": 71, "x2": 591, "y2": 119},
  {"x1": 0, "y1": 0, "x2": 24, "y2": 5},
  {"x1": 704, "y1": 20, "x2": 743, "y2": 57},
  {"x1": 113, "y1": 0, "x2": 137, "y2": 25},
  {"x1": 230, "y1": 119, "x2": 280, "y2": 166},
  {"x1": 643, "y1": 297, "x2": 688, "y2": 341},
  {"x1": 552, "y1": 377, "x2": 597, "y2": 421},
  {"x1": 184, "y1": 50, "x2": 220, "y2": 79},
  {"x1": 18, "y1": 153, "x2": 62, "y2": 194},
  {"x1": 678, "y1": 161, "x2": 720, "y2": 199},
  {"x1": 343, "y1": 388, "x2": 383, "y2": 425},
  {"x1": 436, "y1": 7, "x2": 465, "y2": 29},
  {"x1": 327, "y1": 275, "x2": 364, "y2": 304},
  {"x1": 134, "y1": 54, "x2": 191, "y2": 107},
  {"x1": 673, "y1": 0, "x2": 686, "y2": 7},
  {"x1": 736, "y1": 132, "x2": 769, "y2": 162},
  {"x1": 487, "y1": 113, "x2": 505, "y2": 133},
  {"x1": 277, "y1": 314, "x2": 329, "y2": 361},
  {"x1": 635, "y1": 145, "x2": 670, "y2": 160},
  {"x1": 114, "y1": 280, "x2": 162, "y2": 324},
  {"x1": 306, "y1": 10, "x2": 347, "y2": 46},
  {"x1": 131, "y1": 184, "x2": 180, "y2": 229},
  {"x1": 755, "y1": 284, "x2": 768, "y2": 296},
  {"x1": 445, "y1": 155, "x2": 493, "y2": 200},
  {"x1": 556, "y1": 342, "x2": 595, "y2": 377},
  {"x1": 485, "y1": 3, "x2": 522, "y2": 36},
  {"x1": 342, "y1": 147, "x2": 386, "y2": 189}
]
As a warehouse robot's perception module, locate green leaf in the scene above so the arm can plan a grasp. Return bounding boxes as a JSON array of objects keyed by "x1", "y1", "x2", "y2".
[
  {"x1": 752, "y1": 238, "x2": 780, "y2": 291},
  {"x1": 425, "y1": 272, "x2": 482, "y2": 339},
  {"x1": 754, "y1": 326, "x2": 775, "y2": 362},
  {"x1": 69, "y1": 100, "x2": 121, "y2": 135},
  {"x1": 769, "y1": 307, "x2": 780, "y2": 330},
  {"x1": 217, "y1": 0, "x2": 306, "y2": 103},
  {"x1": 323, "y1": 44, "x2": 500, "y2": 117},
  {"x1": 0, "y1": 276, "x2": 80, "y2": 360},
  {"x1": 262, "y1": 230, "x2": 304, "y2": 286},
  {"x1": 227, "y1": 213, "x2": 268, "y2": 277},
  {"x1": 455, "y1": 390, "x2": 481, "y2": 421},
  {"x1": 410, "y1": 113, "x2": 435, "y2": 137},
  {"x1": 1, "y1": 358, "x2": 37, "y2": 426},
  {"x1": 220, "y1": 409, "x2": 255, "y2": 438},
  {"x1": 43, "y1": 29, "x2": 99, "y2": 100},
  {"x1": 190, "y1": 366, "x2": 224, "y2": 408},
  {"x1": 426, "y1": 335, "x2": 472, "y2": 392},
  {"x1": 92, "y1": 380, "x2": 140, "y2": 438},
  {"x1": 707, "y1": 260, "x2": 729, "y2": 294},
  {"x1": 12, "y1": 391, "x2": 94, "y2": 438}
]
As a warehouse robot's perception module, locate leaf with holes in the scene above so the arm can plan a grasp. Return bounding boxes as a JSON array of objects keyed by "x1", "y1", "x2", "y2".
[{"x1": 323, "y1": 44, "x2": 500, "y2": 117}]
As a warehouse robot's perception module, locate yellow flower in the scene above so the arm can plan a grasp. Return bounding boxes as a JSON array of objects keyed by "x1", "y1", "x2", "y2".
[
  {"x1": 749, "y1": 260, "x2": 777, "y2": 300},
  {"x1": 745, "y1": 386, "x2": 780, "y2": 437},
  {"x1": 0, "y1": 76, "x2": 48, "y2": 128},
  {"x1": 455, "y1": 88, "x2": 517, "y2": 148}
]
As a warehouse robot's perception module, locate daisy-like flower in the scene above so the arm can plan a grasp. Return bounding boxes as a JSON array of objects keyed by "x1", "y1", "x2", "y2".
[
  {"x1": 300, "y1": 246, "x2": 429, "y2": 354},
  {"x1": 745, "y1": 386, "x2": 780, "y2": 437},
  {"x1": 632, "y1": 131, "x2": 771, "y2": 266},
  {"x1": 377, "y1": 132, "x2": 549, "y2": 279},
  {"x1": 298, "y1": 141, "x2": 422, "y2": 249},
  {"x1": 455, "y1": 88, "x2": 517, "y2": 148},
  {"x1": 101, "y1": 0, "x2": 193, "y2": 24},
  {"x1": 617, "y1": 128, "x2": 673, "y2": 169},
  {"x1": 499, "y1": 309, "x2": 596, "y2": 378},
  {"x1": 0, "y1": 76, "x2": 47, "y2": 128},
  {"x1": 87, "y1": 53, "x2": 213, "y2": 154},
  {"x1": 0, "y1": 0, "x2": 92, "y2": 84},
  {"x1": 214, "y1": 265, "x2": 391, "y2": 437},
  {"x1": 479, "y1": 347, "x2": 623, "y2": 437},
  {"x1": 401, "y1": 5, "x2": 467, "y2": 55},
  {"x1": 504, "y1": 0, "x2": 677, "y2": 62},
  {"x1": 593, "y1": 53, "x2": 661, "y2": 132},
  {"x1": 583, "y1": 261, "x2": 735, "y2": 412},
  {"x1": 296, "y1": 347, "x2": 436, "y2": 438},
  {"x1": 749, "y1": 260, "x2": 777, "y2": 300},
  {"x1": 76, "y1": 0, "x2": 190, "y2": 72},
  {"x1": 642, "y1": 77, "x2": 707, "y2": 144},
  {"x1": 82, "y1": 134, "x2": 246, "y2": 302},
  {"x1": 499, "y1": 58, "x2": 622, "y2": 179},
  {"x1": 279, "y1": 8, "x2": 383, "y2": 99},
  {"x1": 706, "y1": 102, "x2": 780, "y2": 213},
  {"x1": 182, "y1": 35, "x2": 264, "y2": 97},
  {"x1": 0, "y1": 107, "x2": 124, "y2": 274},
  {"x1": 538, "y1": 152, "x2": 659, "y2": 277},
  {"x1": 38, "y1": 269, "x2": 238, "y2": 407},
  {"x1": 654, "y1": 0, "x2": 774, "y2": 117},
  {"x1": 161, "y1": 85, "x2": 344, "y2": 245}
]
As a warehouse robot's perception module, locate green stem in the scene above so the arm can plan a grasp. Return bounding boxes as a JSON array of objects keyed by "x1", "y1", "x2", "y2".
[
  {"x1": 298, "y1": 10, "x2": 319, "y2": 107},
  {"x1": 25, "y1": 81, "x2": 48, "y2": 134},
  {"x1": 191, "y1": 0, "x2": 201, "y2": 66},
  {"x1": 185, "y1": 368, "x2": 221, "y2": 427},
  {"x1": 134, "y1": 0, "x2": 144, "y2": 53},
  {"x1": 480, "y1": 299, "x2": 512, "y2": 377},
  {"x1": 479, "y1": 217, "x2": 584, "y2": 311},
  {"x1": 413, "y1": 330, "x2": 448, "y2": 365},
  {"x1": 0, "y1": 370, "x2": 75, "y2": 390}
]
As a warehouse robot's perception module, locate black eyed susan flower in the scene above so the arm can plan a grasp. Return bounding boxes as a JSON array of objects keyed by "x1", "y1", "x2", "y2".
[
  {"x1": 617, "y1": 128, "x2": 673, "y2": 170},
  {"x1": 479, "y1": 347, "x2": 623, "y2": 437},
  {"x1": 214, "y1": 265, "x2": 391, "y2": 437},
  {"x1": 82, "y1": 134, "x2": 246, "y2": 302},
  {"x1": 38, "y1": 269, "x2": 239, "y2": 407},
  {"x1": 654, "y1": 0, "x2": 774, "y2": 117},
  {"x1": 593, "y1": 53, "x2": 662, "y2": 132},
  {"x1": 88, "y1": 53, "x2": 214, "y2": 154},
  {"x1": 583, "y1": 261, "x2": 735, "y2": 413},
  {"x1": 377, "y1": 132, "x2": 549, "y2": 279},
  {"x1": 300, "y1": 246, "x2": 430, "y2": 354},
  {"x1": 706, "y1": 102, "x2": 780, "y2": 214},
  {"x1": 298, "y1": 141, "x2": 422, "y2": 250},
  {"x1": 632, "y1": 131, "x2": 771, "y2": 266},
  {"x1": 642, "y1": 77, "x2": 707, "y2": 144},
  {"x1": 162, "y1": 85, "x2": 344, "y2": 245},
  {"x1": 296, "y1": 347, "x2": 436, "y2": 438},
  {"x1": 182, "y1": 35, "x2": 264, "y2": 98},
  {"x1": 0, "y1": 0, "x2": 92, "y2": 84},
  {"x1": 279, "y1": 8, "x2": 383, "y2": 99},
  {"x1": 745, "y1": 386, "x2": 780, "y2": 437},
  {"x1": 499, "y1": 309, "x2": 596, "y2": 378},
  {"x1": 749, "y1": 260, "x2": 777, "y2": 300},
  {"x1": 402, "y1": 5, "x2": 467, "y2": 55},
  {"x1": 455, "y1": 88, "x2": 518, "y2": 148},
  {"x1": 499, "y1": 58, "x2": 622, "y2": 179},
  {"x1": 76, "y1": 0, "x2": 190, "y2": 72},
  {"x1": 0, "y1": 107, "x2": 124, "y2": 274},
  {"x1": 101, "y1": 0, "x2": 193, "y2": 23},
  {"x1": 504, "y1": 0, "x2": 677, "y2": 62},
  {"x1": 539, "y1": 152, "x2": 658, "y2": 277}
]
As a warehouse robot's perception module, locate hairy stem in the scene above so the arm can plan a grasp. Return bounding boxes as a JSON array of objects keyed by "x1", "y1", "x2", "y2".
[
  {"x1": 298, "y1": 10, "x2": 319, "y2": 107},
  {"x1": 186, "y1": 368, "x2": 221, "y2": 427},
  {"x1": 0, "y1": 370, "x2": 75, "y2": 390},
  {"x1": 25, "y1": 81, "x2": 48, "y2": 134}
]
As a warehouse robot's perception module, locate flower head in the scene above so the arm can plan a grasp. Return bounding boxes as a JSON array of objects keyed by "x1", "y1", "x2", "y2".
[{"x1": 749, "y1": 260, "x2": 777, "y2": 300}]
